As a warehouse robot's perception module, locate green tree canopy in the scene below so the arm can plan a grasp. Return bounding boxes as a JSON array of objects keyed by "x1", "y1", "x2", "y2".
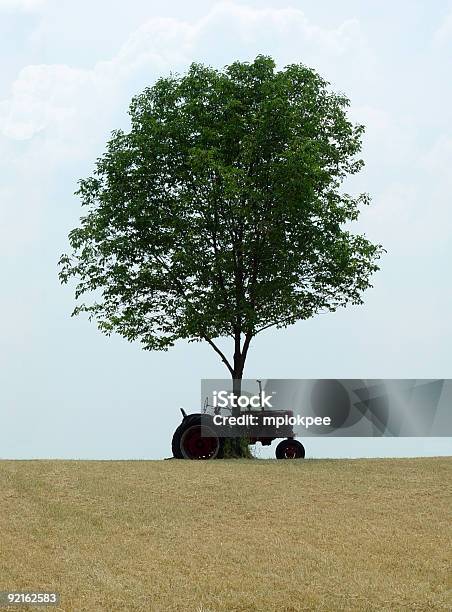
[{"x1": 59, "y1": 55, "x2": 383, "y2": 382}]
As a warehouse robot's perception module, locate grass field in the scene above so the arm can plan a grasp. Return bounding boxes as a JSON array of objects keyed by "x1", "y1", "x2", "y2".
[{"x1": 0, "y1": 458, "x2": 450, "y2": 611}]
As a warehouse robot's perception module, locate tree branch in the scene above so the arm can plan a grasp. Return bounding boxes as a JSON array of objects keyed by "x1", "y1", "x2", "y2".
[
  {"x1": 202, "y1": 334, "x2": 234, "y2": 376},
  {"x1": 241, "y1": 332, "x2": 253, "y2": 361}
]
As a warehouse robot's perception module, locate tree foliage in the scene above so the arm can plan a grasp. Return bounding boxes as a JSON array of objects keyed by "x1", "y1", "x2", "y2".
[{"x1": 59, "y1": 55, "x2": 383, "y2": 379}]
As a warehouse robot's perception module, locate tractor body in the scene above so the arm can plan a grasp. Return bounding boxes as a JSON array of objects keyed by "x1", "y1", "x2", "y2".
[{"x1": 172, "y1": 407, "x2": 305, "y2": 460}]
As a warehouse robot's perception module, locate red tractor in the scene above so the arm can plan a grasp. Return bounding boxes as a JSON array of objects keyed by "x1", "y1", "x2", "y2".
[{"x1": 171, "y1": 381, "x2": 305, "y2": 460}]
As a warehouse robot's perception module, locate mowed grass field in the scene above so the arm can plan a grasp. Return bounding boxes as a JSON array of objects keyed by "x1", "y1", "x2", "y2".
[{"x1": 0, "y1": 458, "x2": 450, "y2": 612}]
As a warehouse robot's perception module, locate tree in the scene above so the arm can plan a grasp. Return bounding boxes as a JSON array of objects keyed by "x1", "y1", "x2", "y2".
[{"x1": 59, "y1": 55, "x2": 383, "y2": 406}]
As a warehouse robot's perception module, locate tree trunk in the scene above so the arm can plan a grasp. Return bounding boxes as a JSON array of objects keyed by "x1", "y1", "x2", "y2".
[
  {"x1": 232, "y1": 352, "x2": 244, "y2": 417},
  {"x1": 228, "y1": 352, "x2": 249, "y2": 457},
  {"x1": 205, "y1": 332, "x2": 252, "y2": 458}
]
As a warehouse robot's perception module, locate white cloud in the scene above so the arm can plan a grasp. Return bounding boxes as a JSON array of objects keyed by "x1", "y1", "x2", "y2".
[
  {"x1": 0, "y1": 64, "x2": 92, "y2": 140},
  {"x1": 0, "y1": 2, "x2": 369, "y2": 142},
  {"x1": 356, "y1": 131, "x2": 452, "y2": 256},
  {"x1": 195, "y1": 3, "x2": 364, "y2": 54},
  {"x1": 418, "y1": 135, "x2": 452, "y2": 246},
  {"x1": 351, "y1": 105, "x2": 419, "y2": 166},
  {"x1": 421, "y1": 135, "x2": 452, "y2": 177},
  {"x1": 0, "y1": 0, "x2": 46, "y2": 11},
  {"x1": 433, "y1": 10, "x2": 452, "y2": 46}
]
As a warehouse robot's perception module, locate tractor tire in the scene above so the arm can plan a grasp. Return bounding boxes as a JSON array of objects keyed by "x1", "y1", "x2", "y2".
[
  {"x1": 171, "y1": 423, "x2": 185, "y2": 459},
  {"x1": 275, "y1": 439, "x2": 305, "y2": 459},
  {"x1": 171, "y1": 414, "x2": 202, "y2": 459},
  {"x1": 172, "y1": 415, "x2": 223, "y2": 460}
]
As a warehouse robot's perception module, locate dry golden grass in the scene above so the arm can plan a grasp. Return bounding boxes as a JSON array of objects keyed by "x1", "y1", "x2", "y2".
[{"x1": 0, "y1": 458, "x2": 451, "y2": 611}]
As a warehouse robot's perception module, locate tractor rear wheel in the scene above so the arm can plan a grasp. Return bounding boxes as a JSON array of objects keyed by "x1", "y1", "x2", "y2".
[
  {"x1": 172, "y1": 416, "x2": 223, "y2": 460},
  {"x1": 275, "y1": 439, "x2": 305, "y2": 459},
  {"x1": 171, "y1": 423, "x2": 185, "y2": 459}
]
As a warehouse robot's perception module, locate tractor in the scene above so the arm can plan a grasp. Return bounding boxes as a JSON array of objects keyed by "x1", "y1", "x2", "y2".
[{"x1": 171, "y1": 381, "x2": 305, "y2": 460}]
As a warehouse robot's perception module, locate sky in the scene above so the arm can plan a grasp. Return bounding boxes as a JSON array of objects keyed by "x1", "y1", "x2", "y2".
[{"x1": 0, "y1": 0, "x2": 451, "y2": 459}]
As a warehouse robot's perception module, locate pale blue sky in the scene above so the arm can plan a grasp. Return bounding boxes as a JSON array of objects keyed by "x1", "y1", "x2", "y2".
[{"x1": 0, "y1": 0, "x2": 451, "y2": 458}]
